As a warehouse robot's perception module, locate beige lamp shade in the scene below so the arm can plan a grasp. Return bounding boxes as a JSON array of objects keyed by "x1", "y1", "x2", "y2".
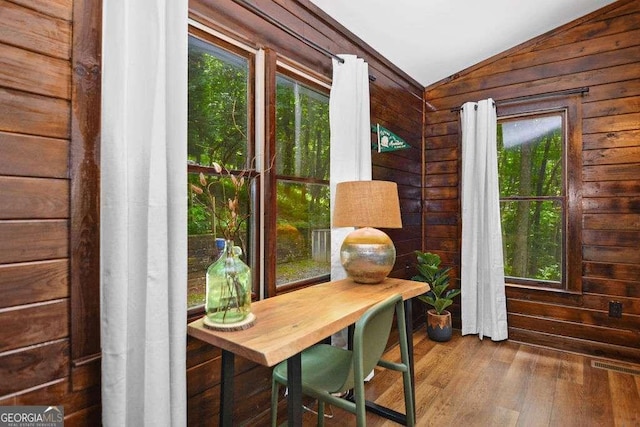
[{"x1": 333, "y1": 180, "x2": 402, "y2": 228}]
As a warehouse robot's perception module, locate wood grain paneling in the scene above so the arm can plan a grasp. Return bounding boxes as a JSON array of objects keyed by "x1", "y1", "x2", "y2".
[
  {"x1": 70, "y1": 357, "x2": 100, "y2": 391},
  {"x1": 0, "y1": 43, "x2": 71, "y2": 99},
  {"x1": 424, "y1": 0, "x2": 640, "y2": 363},
  {"x1": 583, "y1": 146, "x2": 640, "y2": 165},
  {"x1": 0, "y1": 221, "x2": 68, "y2": 264},
  {"x1": 0, "y1": 176, "x2": 69, "y2": 219},
  {"x1": 0, "y1": 300, "x2": 68, "y2": 352},
  {"x1": 10, "y1": 0, "x2": 74, "y2": 21},
  {"x1": 69, "y1": 0, "x2": 101, "y2": 369},
  {"x1": 0, "y1": 0, "x2": 96, "y2": 422},
  {"x1": 0, "y1": 0, "x2": 71, "y2": 59},
  {"x1": 0, "y1": 88, "x2": 70, "y2": 139},
  {"x1": 509, "y1": 327, "x2": 640, "y2": 363},
  {"x1": 583, "y1": 277, "x2": 640, "y2": 299},
  {"x1": 583, "y1": 180, "x2": 640, "y2": 197},
  {"x1": 0, "y1": 340, "x2": 69, "y2": 396},
  {"x1": 0, "y1": 132, "x2": 68, "y2": 178},
  {"x1": 0, "y1": 380, "x2": 100, "y2": 418},
  {"x1": 0, "y1": 260, "x2": 68, "y2": 308}
]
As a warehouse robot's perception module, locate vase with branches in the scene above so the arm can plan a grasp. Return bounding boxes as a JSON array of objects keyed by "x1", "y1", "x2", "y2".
[{"x1": 190, "y1": 163, "x2": 253, "y2": 327}]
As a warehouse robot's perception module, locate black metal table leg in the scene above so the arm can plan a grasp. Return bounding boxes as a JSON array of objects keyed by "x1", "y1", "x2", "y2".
[
  {"x1": 287, "y1": 352, "x2": 303, "y2": 426},
  {"x1": 220, "y1": 350, "x2": 235, "y2": 427}
]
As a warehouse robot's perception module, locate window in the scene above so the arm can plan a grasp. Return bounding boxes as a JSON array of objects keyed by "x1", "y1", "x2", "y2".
[
  {"x1": 497, "y1": 98, "x2": 581, "y2": 291},
  {"x1": 274, "y1": 73, "x2": 331, "y2": 288},
  {"x1": 187, "y1": 33, "x2": 257, "y2": 308},
  {"x1": 186, "y1": 26, "x2": 334, "y2": 307}
]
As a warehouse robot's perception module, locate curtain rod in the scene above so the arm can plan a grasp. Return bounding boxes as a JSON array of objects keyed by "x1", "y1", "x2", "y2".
[
  {"x1": 232, "y1": 0, "x2": 376, "y2": 81},
  {"x1": 450, "y1": 87, "x2": 590, "y2": 112}
]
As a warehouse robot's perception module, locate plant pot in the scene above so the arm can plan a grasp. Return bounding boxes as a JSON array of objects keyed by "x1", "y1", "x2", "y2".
[{"x1": 426, "y1": 309, "x2": 453, "y2": 342}]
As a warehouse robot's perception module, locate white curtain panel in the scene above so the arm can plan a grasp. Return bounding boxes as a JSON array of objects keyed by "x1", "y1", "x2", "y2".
[
  {"x1": 329, "y1": 55, "x2": 372, "y2": 349},
  {"x1": 460, "y1": 99, "x2": 508, "y2": 341},
  {"x1": 101, "y1": 1, "x2": 188, "y2": 426},
  {"x1": 329, "y1": 54, "x2": 372, "y2": 281}
]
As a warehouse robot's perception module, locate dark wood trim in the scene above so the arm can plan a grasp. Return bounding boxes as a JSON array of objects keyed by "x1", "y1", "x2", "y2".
[
  {"x1": 263, "y1": 48, "x2": 278, "y2": 298},
  {"x1": 70, "y1": 0, "x2": 102, "y2": 371}
]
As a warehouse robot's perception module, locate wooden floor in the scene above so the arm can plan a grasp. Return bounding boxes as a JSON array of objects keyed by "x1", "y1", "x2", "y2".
[{"x1": 297, "y1": 330, "x2": 640, "y2": 426}]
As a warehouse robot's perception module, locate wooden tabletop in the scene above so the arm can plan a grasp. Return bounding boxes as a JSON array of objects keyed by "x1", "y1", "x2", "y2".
[{"x1": 187, "y1": 277, "x2": 429, "y2": 367}]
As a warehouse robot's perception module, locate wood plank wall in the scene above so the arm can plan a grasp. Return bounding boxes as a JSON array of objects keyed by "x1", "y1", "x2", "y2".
[
  {"x1": 424, "y1": 0, "x2": 640, "y2": 363},
  {"x1": 188, "y1": 0, "x2": 426, "y2": 424},
  {"x1": 0, "y1": 0, "x2": 102, "y2": 425}
]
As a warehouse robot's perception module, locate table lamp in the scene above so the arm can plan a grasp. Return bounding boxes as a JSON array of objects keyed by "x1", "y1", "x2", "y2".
[{"x1": 332, "y1": 180, "x2": 402, "y2": 284}]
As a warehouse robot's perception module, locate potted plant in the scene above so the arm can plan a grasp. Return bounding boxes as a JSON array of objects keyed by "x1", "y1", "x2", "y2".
[{"x1": 412, "y1": 251, "x2": 461, "y2": 342}]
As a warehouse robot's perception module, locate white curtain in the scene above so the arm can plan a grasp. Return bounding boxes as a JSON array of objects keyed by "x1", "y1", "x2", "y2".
[
  {"x1": 329, "y1": 54, "x2": 372, "y2": 281},
  {"x1": 101, "y1": 1, "x2": 188, "y2": 426},
  {"x1": 329, "y1": 55, "x2": 371, "y2": 348},
  {"x1": 460, "y1": 99, "x2": 508, "y2": 341}
]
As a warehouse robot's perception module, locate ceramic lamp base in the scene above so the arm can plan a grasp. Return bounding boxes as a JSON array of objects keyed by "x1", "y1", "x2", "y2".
[{"x1": 340, "y1": 227, "x2": 396, "y2": 284}]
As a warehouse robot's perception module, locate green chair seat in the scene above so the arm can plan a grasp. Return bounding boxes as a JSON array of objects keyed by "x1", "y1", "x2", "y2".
[
  {"x1": 273, "y1": 344, "x2": 353, "y2": 393},
  {"x1": 270, "y1": 293, "x2": 415, "y2": 426}
]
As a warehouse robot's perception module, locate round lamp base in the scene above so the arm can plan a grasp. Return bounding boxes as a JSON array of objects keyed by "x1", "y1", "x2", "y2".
[{"x1": 340, "y1": 227, "x2": 396, "y2": 284}]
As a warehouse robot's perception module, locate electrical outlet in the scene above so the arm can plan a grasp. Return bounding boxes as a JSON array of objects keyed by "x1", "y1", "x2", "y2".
[{"x1": 609, "y1": 301, "x2": 622, "y2": 318}]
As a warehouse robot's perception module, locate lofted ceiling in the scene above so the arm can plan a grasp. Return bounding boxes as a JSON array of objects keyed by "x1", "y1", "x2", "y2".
[{"x1": 308, "y1": 0, "x2": 617, "y2": 87}]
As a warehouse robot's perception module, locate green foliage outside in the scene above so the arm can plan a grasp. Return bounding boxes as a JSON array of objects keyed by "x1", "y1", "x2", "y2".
[
  {"x1": 187, "y1": 36, "x2": 331, "y2": 296},
  {"x1": 188, "y1": 36, "x2": 248, "y2": 169},
  {"x1": 497, "y1": 114, "x2": 564, "y2": 283},
  {"x1": 274, "y1": 75, "x2": 331, "y2": 283}
]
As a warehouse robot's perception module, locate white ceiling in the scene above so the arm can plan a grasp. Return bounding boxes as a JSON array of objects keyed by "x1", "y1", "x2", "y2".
[{"x1": 309, "y1": 0, "x2": 617, "y2": 87}]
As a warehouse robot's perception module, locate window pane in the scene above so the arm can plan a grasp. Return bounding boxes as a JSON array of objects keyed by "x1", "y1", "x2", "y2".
[
  {"x1": 275, "y1": 74, "x2": 330, "y2": 287},
  {"x1": 275, "y1": 75, "x2": 330, "y2": 180},
  {"x1": 498, "y1": 115, "x2": 563, "y2": 197},
  {"x1": 275, "y1": 181, "x2": 331, "y2": 286},
  {"x1": 188, "y1": 36, "x2": 249, "y2": 169},
  {"x1": 500, "y1": 200, "x2": 562, "y2": 282},
  {"x1": 187, "y1": 35, "x2": 253, "y2": 309},
  {"x1": 498, "y1": 112, "x2": 565, "y2": 286}
]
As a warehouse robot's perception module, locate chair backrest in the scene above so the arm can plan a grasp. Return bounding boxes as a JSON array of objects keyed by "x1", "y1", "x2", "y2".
[{"x1": 340, "y1": 294, "x2": 401, "y2": 391}]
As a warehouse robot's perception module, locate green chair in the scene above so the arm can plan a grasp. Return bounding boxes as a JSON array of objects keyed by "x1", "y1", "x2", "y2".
[{"x1": 270, "y1": 293, "x2": 415, "y2": 426}]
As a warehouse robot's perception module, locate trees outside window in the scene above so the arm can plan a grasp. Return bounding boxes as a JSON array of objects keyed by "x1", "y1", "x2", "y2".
[
  {"x1": 275, "y1": 74, "x2": 331, "y2": 287},
  {"x1": 497, "y1": 98, "x2": 582, "y2": 291},
  {"x1": 187, "y1": 34, "x2": 255, "y2": 309},
  {"x1": 186, "y1": 30, "x2": 333, "y2": 307},
  {"x1": 188, "y1": 36, "x2": 249, "y2": 169}
]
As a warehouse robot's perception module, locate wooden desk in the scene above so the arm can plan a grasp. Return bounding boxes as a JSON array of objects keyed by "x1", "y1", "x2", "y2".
[{"x1": 187, "y1": 277, "x2": 429, "y2": 426}]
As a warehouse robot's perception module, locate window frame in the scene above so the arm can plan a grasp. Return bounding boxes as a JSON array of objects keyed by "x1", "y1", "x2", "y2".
[
  {"x1": 186, "y1": 25, "x2": 260, "y2": 315},
  {"x1": 496, "y1": 96, "x2": 582, "y2": 294},
  {"x1": 267, "y1": 62, "x2": 332, "y2": 295},
  {"x1": 187, "y1": 23, "x2": 334, "y2": 306}
]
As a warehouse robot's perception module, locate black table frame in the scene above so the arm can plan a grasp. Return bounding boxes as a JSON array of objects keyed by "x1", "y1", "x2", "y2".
[{"x1": 218, "y1": 299, "x2": 416, "y2": 426}]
